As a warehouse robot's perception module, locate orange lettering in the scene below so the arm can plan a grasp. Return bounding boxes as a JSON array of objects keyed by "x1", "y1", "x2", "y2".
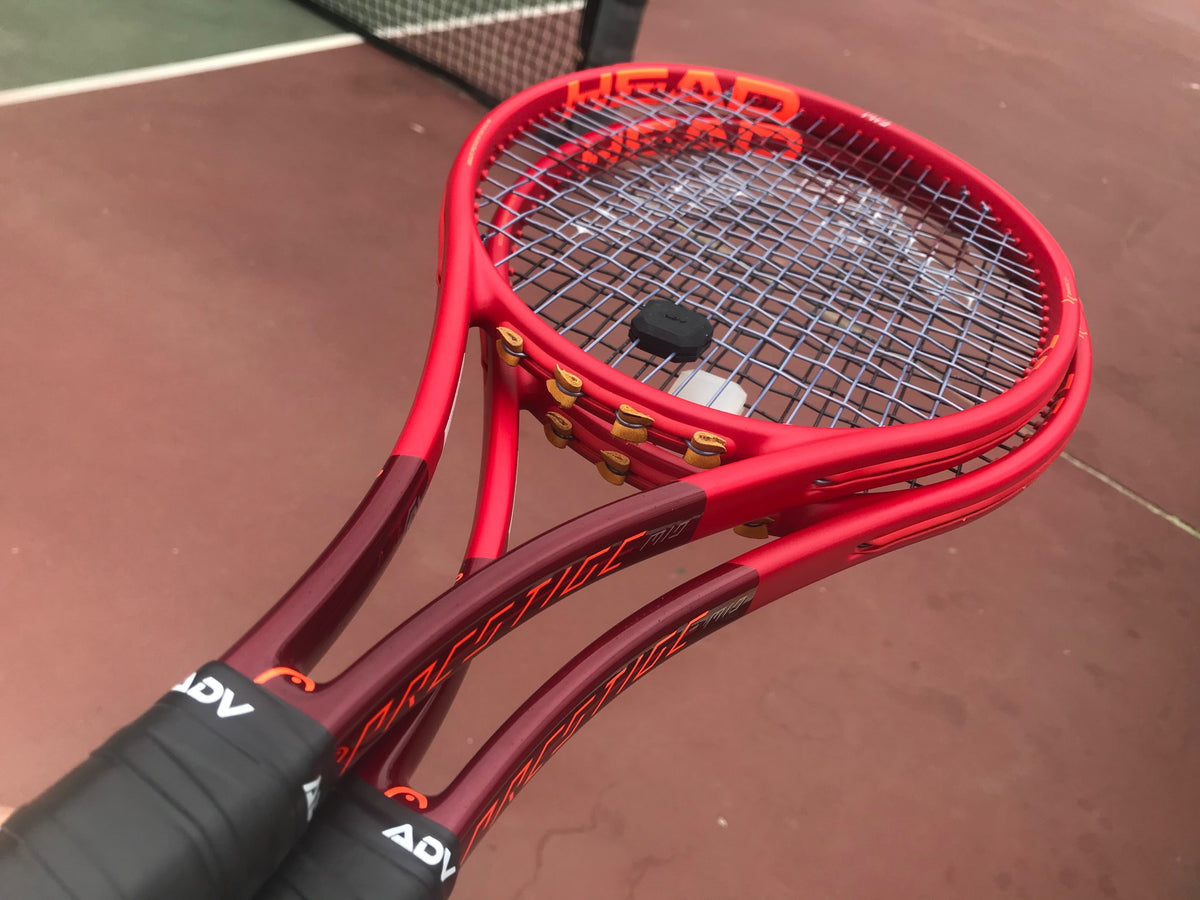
[
  {"x1": 668, "y1": 611, "x2": 711, "y2": 658},
  {"x1": 677, "y1": 68, "x2": 723, "y2": 96},
  {"x1": 526, "y1": 724, "x2": 567, "y2": 782},
  {"x1": 614, "y1": 657, "x2": 640, "y2": 695},
  {"x1": 543, "y1": 566, "x2": 573, "y2": 606},
  {"x1": 579, "y1": 120, "x2": 676, "y2": 172},
  {"x1": 685, "y1": 117, "x2": 729, "y2": 150},
  {"x1": 504, "y1": 759, "x2": 535, "y2": 804},
  {"x1": 523, "y1": 576, "x2": 555, "y2": 608},
  {"x1": 431, "y1": 628, "x2": 480, "y2": 687},
  {"x1": 508, "y1": 591, "x2": 538, "y2": 629},
  {"x1": 554, "y1": 697, "x2": 597, "y2": 750},
  {"x1": 566, "y1": 73, "x2": 613, "y2": 108},
  {"x1": 732, "y1": 76, "x2": 800, "y2": 122},
  {"x1": 462, "y1": 601, "x2": 516, "y2": 664},
  {"x1": 560, "y1": 547, "x2": 612, "y2": 597},
  {"x1": 734, "y1": 122, "x2": 804, "y2": 159},
  {"x1": 632, "y1": 632, "x2": 677, "y2": 682},
  {"x1": 599, "y1": 530, "x2": 646, "y2": 576},
  {"x1": 578, "y1": 145, "x2": 604, "y2": 171},
  {"x1": 592, "y1": 668, "x2": 629, "y2": 712},
  {"x1": 339, "y1": 701, "x2": 394, "y2": 773},
  {"x1": 615, "y1": 67, "x2": 670, "y2": 95},
  {"x1": 619, "y1": 118, "x2": 675, "y2": 157},
  {"x1": 463, "y1": 799, "x2": 501, "y2": 858},
  {"x1": 385, "y1": 662, "x2": 437, "y2": 729}
]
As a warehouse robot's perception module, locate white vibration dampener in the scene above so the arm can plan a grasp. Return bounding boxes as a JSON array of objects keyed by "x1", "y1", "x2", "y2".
[{"x1": 669, "y1": 369, "x2": 747, "y2": 415}]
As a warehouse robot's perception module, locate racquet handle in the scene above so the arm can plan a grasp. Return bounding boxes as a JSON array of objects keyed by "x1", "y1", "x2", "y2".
[
  {"x1": 257, "y1": 778, "x2": 459, "y2": 900},
  {"x1": 0, "y1": 663, "x2": 333, "y2": 900}
]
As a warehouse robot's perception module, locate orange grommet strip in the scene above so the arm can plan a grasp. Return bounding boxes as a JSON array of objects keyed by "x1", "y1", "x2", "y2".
[
  {"x1": 547, "y1": 365, "x2": 584, "y2": 408},
  {"x1": 733, "y1": 518, "x2": 773, "y2": 539},
  {"x1": 597, "y1": 450, "x2": 631, "y2": 486},
  {"x1": 610, "y1": 404, "x2": 653, "y2": 443},
  {"x1": 495, "y1": 327, "x2": 526, "y2": 367},
  {"x1": 684, "y1": 431, "x2": 727, "y2": 468},
  {"x1": 544, "y1": 411, "x2": 574, "y2": 449}
]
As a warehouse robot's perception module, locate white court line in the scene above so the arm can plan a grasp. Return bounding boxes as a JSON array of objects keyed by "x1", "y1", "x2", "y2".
[
  {"x1": 0, "y1": 1, "x2": 585, "y2": 108},
  {"x1": 0, "y1": 34, "x2": 362, "y2": 107},
  {"x1": 376, "y1": 1, "x2": 582, "y2": 37},
  {"x1": 1061, "y1": 453, "x2": 1199, "y2": 540}
]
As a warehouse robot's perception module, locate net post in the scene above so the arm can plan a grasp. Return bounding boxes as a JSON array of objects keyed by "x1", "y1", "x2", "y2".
[{"x1": 580, "y1": 0, "x2": 647, "y2": 67}]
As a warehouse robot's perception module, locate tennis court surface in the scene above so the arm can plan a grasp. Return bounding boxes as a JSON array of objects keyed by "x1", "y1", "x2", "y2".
[{"x1": 1, "y1": 1, "x2": 1197, "y2": 898}]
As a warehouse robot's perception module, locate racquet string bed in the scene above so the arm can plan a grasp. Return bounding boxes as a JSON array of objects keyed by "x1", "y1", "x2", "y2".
[{"x1": 479, "y1": 87, "x2": 1049, "y2": 429}]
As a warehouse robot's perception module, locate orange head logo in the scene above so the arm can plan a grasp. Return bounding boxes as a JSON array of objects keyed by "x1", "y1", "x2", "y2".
[
  {"x1": 385, "y1": 786, "x2": 429, "y2": 810},
  {"x1": 253, "y1": 667, "x2": 316, "y2": 692}
]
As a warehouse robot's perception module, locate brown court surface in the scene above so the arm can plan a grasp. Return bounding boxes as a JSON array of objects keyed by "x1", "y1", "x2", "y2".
[{"x1": 1, "y1": 2, "x2": 1198, "y2": 898}]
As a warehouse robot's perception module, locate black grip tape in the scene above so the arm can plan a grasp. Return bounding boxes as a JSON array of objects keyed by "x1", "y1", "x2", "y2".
[
  {"x1": 258, "y1": 776, "x2": 460, "y2": 900},
  {"x1": 0, "y1": 662, "x2": 334, "y2": 900}
]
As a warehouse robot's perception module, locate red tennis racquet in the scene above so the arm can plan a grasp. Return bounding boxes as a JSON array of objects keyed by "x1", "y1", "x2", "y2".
[
  {"x1": 0, "y1": 63, "x2": 1082, "y2": 900},
  {"x1": 258, "y1": 329, "x2": 1088, "y2": 899}
]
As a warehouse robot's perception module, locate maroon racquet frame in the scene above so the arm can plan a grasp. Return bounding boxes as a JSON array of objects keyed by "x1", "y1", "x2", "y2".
[{"x1": 253, "y1": 326, "x2": 1088, "y2": 899}]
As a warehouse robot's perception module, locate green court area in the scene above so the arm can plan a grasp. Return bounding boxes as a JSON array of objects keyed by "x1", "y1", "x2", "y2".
[{"x1": 0, "y1": 0, "x2": 336, "y2": 89}]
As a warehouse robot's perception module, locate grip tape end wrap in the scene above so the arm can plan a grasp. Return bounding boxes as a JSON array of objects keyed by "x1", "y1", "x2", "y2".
[
  {"x1": 259, "y1": 777, "x2": 460, "y2": 900},
  {"x1": 0, "y1": 662, "x2": 334, "y2": 900}
]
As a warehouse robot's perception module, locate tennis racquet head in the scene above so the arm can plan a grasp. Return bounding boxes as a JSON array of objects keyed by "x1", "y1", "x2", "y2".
[{"x1": 419, "y1": 63, "x2": 1078, "y2": 491}]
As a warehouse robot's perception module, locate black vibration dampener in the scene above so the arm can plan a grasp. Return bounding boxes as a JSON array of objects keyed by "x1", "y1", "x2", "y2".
[{"x1": 628, "y1": 300, "x2": 714, "y2": 361}]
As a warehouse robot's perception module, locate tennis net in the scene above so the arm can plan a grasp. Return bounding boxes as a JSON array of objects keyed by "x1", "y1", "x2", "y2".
[{"x1": 291, "y1": 0, "x2": 645, "y2": 105}]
